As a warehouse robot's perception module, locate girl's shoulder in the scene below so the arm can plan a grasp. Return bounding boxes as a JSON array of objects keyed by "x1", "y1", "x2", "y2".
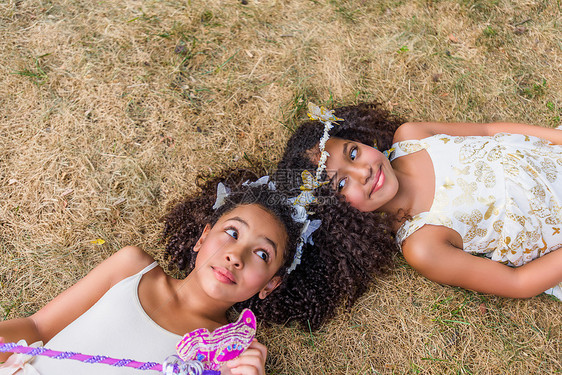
[
  {"x1": 106, "y1": 246, "x2": 159, "y2": 287},
  {"x1": 393, "y1": 122, "x2": 434, "y2": 142}
]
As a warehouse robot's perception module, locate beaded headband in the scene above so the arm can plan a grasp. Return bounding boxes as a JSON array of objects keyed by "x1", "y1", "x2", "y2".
[
  {"x1": 212, "y1": 176, "x2": 320, "y2": 274},
  {"x1": 307, "y1": 102, "x2": 344, "y2": 181}
]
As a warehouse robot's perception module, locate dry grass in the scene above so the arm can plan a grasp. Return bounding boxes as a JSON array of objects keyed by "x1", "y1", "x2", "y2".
[{"x1": 0, "y1": 0, "x2": 560, "y2": 373}]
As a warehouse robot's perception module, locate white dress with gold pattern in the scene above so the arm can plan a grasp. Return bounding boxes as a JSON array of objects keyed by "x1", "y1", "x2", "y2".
[{"x1": 391, "y1": 132, "x2": 562, "y2": 299}]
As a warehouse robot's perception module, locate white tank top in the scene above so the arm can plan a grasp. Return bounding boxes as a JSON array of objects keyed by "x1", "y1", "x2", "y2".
[{"x1": 30, "y1": 262, "x2": 182, "y2": 374}]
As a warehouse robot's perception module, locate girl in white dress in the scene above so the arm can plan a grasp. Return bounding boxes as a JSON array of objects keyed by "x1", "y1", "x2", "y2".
[{"x1": 277, "y1": 103, "x2": 562, "y2": 300}]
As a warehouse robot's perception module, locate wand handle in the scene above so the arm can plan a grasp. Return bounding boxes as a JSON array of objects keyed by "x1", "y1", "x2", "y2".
[{"x1": 0, "y1": 343, "x2": 220, "y2": 374}]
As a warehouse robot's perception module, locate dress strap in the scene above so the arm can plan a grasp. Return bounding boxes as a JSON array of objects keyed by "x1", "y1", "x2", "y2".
[
  {"x1": 389, "y1": 139, "x2": 429, "y2": 161},
  {"x1": 137, "y1": 261, "x2": 158, "y2": 276},
  {"x1": 395, "y1": 212, "x2": 454, "y2": 250}
]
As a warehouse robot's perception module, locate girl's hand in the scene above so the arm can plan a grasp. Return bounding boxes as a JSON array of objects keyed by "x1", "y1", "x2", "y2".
[{"x1": 223, "y1": 339, "x2": 267, "y2": 375}]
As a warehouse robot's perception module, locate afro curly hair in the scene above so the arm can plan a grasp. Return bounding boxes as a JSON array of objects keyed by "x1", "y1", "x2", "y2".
[
  {"x1": 163, "y1": 169, "x2": 388, "y2": 330},
  {"x1": 272, "y1": 102, "x2": 406, "y2": 308}
]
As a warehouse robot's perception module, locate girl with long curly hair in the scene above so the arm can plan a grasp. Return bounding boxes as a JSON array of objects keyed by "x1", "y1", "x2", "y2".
[
  {"x1": 0, "y1": 170, "x2": 374, "y2": 374},
  {"x1": 277, "y1": 102, "x2": 562, "y2": 301}
]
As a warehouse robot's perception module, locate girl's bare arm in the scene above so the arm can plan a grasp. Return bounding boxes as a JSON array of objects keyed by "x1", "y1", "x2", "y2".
[
  {"x1": 402, "y1": 226, "x2": 562, "y2": 298},
  {"x1": 395, "y1": 121, "x2": 562, "y2": 145},
  {"x1": 0, "y1": 246, "x2": 153, "y2": 354}
]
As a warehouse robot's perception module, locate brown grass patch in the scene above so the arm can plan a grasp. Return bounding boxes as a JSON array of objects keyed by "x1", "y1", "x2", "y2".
[{"x1": 1, "y1": 0, "x2": 560, "y2": 373}]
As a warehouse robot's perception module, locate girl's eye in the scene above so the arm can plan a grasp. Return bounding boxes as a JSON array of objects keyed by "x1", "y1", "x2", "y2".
[
  {"x1": 350, "y1": 147, "x2": 357, "y2": 160},
  {"x1": 225, "y1": 228, "x2": 238, "y2": 240},
  {"x1": 337, "y1": 178, "x2": 347, "y2": 192},
  {"x1": 255, "y1": 250, "x2": 269, "y2": 262}
]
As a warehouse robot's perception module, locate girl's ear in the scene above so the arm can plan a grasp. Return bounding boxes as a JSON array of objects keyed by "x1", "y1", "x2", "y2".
[
  {"x1": 258, "y1": 276, "x2": 282, "y2": 299},
  {"x1": 193, "y1": 224, "x2": 212, "y2": 252}
]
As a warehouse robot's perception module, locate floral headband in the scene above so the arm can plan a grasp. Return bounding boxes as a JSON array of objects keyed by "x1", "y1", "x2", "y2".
[
  {"x1": 289, "y1": 102, "x2": 344, "y2": 210},
  {"x1": 212, "y1": 176, "x2": 321, "y2": 274},
  {"x1": 307, "y1": 102, "x2": 344, "y2": 181}
]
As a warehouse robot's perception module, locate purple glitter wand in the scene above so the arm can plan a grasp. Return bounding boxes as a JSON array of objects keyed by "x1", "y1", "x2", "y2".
[
  {"x1": 0, "y1": 309, "x2": 257, "y2": 374},
  {"x1": 0, "y1": 343, "x2": 219, "y2": 374}
]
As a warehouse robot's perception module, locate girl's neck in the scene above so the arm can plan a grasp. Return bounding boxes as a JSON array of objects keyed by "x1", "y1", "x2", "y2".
[
  {"x1": 379, "y1": 164, "x2": 430, "y2": 232},
  {"x1": 383, "y1": 152, "x2": 436, "y2": 231},
  {"x1": 379, "y1": 171, "x2": 415, "y2": 232},
  {"x1": 172, "y1": 274, "x2": 232, "y2": 328}
]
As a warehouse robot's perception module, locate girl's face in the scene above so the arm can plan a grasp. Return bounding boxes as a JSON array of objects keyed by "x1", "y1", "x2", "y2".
[
  {"x1": 323, "y1": 137, "x2": 399, "y2": 212},
  {"x1": 192, "y1": 204, "x2": 287, "y2": 305}
]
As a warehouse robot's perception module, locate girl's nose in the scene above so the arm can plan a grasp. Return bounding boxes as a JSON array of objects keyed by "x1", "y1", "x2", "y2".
[
  {"x1": 225, "y1": 248, "x2": 244, "y2": 268},
  {"x1": 350, "y1": 164, "x2": 372, "y2": 185}
]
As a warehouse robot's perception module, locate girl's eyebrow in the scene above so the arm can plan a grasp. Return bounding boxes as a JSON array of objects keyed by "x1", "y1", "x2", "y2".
[
  {"x1": 343, "y1": 142, "x2": 349, "y2": 157},
  {"x1": 227, "y1": 216, "x2": 278, "y2": 256},
  {"x1": 227, "y1": 216, "x2": 249, "y2": 227}
]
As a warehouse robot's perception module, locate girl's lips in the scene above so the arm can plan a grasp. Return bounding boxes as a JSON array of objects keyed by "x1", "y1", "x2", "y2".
[
  {"x1": 212, "y1": 266, "x2": 236, "y2": 284},
  {"x1": 370, "y1": 167, "x2": 385, "y2": 196}
]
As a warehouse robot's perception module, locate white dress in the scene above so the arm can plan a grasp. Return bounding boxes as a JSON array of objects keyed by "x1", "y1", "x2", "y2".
[
  {"x1": 391, "y1": 132, "x2": 562, "y2": 299},
  {"x1": 1, "y1": 262, "x2": 182, "y2": 374}
]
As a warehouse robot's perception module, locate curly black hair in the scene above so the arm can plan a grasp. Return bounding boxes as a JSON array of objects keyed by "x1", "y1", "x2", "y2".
[
  {"x1": 163, "y1": 169, "x2": 378, "y2": 330},
  {"x1": 163, "y1": 170, "x2": 301, "y2": 276},
  {"x1": 277, "y1": 102, "x2": 403, "y2": 174},
  {"x1": 272, "y1": 102, "x2": 406, "y2": 308}
]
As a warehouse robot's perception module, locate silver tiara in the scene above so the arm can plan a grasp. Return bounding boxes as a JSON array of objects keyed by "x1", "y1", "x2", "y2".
[{"x1": 212, "y1": 176, "x2": 320, "y2": 274}]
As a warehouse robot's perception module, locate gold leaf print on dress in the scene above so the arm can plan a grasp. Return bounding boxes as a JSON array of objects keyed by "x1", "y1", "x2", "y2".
[
  {"x1": 425, "y1": 213, "x2": 453, "y2": 229},
  {"x1": 504, "y1": 164, "x2": 520, "y2": 177},
  {"x1": 478, "y1": 196, "x2": 500, "y2": 220},
  {"x1": 528, "y1": 185, "x2": 550, "y2": 219},
  {"x1": 466, "y1": 237, "x2": 497, "y2": 254},
  {"x1": 531, "y1": 184, "x2": 546, "y2": 201},
  {"x1": 453, "y1": 166, "x2": 470, "y2": 175},
  {"x1": 533, "y1": 138, "x2": 549, "y2": 147},
  {"x1": 459, "y1": 141, "x2": 487, "y2": 163},
  {"x1": 541, "y1": 159, "x2": 557, "y2": 183},
  {"x1": 524, "y1": 158, "x2": 542, "y2": 178},
  {"x1": 439, "y1": 137, "x2": 450, "y2": 144},
  {"x1": 554, "y1": 227, "x2": 561, "y2": 236},
  {"x1": 475, "y1": 238, "x2": 496, "y2": 253},
  {"x1": 396, "y1": 213, "x2": 453, "y2": 247},
  {"x1": 492, "y1": 220, "x2": 504, "y2": 234},
  {"x1": 507, "y1": 150, "x2": 524, "y2": 161},
  {"x1": 506, "y1": 211, "x2": 526, "y2": 228},
  {"x1": 452, "y1": 178, "x2": 477, "y2": 206},
  {"x1": 474, "y1": 161, "x2": 495, "y2": 187},
  {"x1": 486, "y1": 145, "x2": 505, "y2": 162},
  {"x1": 396, "y1": 215, "x2": 425, "y2": 246},
  {"x1": 443, "y1": 177, "x2": 455, "y2": 190},
  {"x1": 397, "y1": 140, "x2": 427, "y2": 154},
  {"x1": 537, "y1": 238, "x2": 548, "y2": 256},
  {"x1": 523, "y1": 164, "x2": 539, "y2": 179},
  {"x1": 454, "y1": 209, "x2": 487, "y2": 241},
  {"x1": 547, "y1": 197, "x2": 562, "y2": 224}
]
